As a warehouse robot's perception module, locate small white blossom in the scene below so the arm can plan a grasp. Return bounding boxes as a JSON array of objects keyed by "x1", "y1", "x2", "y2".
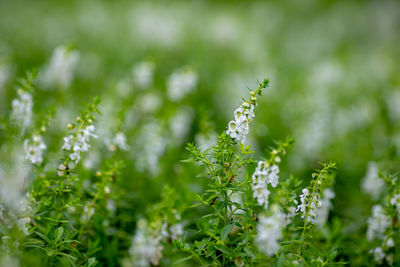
[
  {"x1": 226, "y1": 102, "x2": 255, "y2": 144},
  {"x1": 251, "y1": 162, "x2": 280, "y2": 209},
  {"x1": 23, "y1": 135, "x2": 46, "y2": 165},
  {"x1": 256, "y1": 205, "x2": 285, "y2": 257},
  {"x1": 167, "y1": 68, "x2": 198, "y2": 101},
  {"x1": 296, "y1": 188, "x2": 321, "y2": 223},
  {"x1": 129, "y1": 219, "x2": 163, "y2": 267},
  {"x1": 370, "y1": 247, "x2": 385, "y2": 264},
  {"x1": 11, "y1": 91, "x2": 32, "y2": 130},
  {"x1": 62, "y1": 125, "x2": 97, "y2": 164},
  {"x1": 367, "y1": 205, "x2": 390, "y2": 241},
  {"x1": 361, "y1": 162, "x2": 384, "y2": 200}
]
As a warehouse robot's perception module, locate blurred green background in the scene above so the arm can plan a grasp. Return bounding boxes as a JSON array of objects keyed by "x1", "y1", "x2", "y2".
[{"x1": 0, "y1": 0, "x2": 399, "y2": 263}]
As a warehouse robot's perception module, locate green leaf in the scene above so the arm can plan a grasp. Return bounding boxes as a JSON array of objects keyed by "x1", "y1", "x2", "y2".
[
  {"x1": 221, "y1": 224, "x2": 235, "y2": 241},
  {"x1": 54, "y1": 226, "x2": 64, "y2": 242}
]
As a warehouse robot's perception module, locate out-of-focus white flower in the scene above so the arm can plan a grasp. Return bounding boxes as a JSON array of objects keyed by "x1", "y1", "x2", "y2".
[
  {"x1": 167, "y1": 68, "x2": 198, "y2": 101},
  {"x1": 315, "y1": 188, "x2": 335, "y2": 227},
  {"x1": 169, "y1": 107, "x2": 193, "y2": 143},
  {"x1": 11, "y1": 91, "x2": 32, "y2": 130},
  {"x1": 252, "y1": 162, "x2": 279, "y2": 209},
  {"x1": 370, "y1": 247, "x2": 385, "y2": 265},
  {"x1": 106, "y1": 132, "x2": 129, "y2": 151},
  {"x1": 386, "y1": 237, "x2": 395, "y2": 248},
  {"x1": 367, "y1": 205, "x2": 390, "y2": 241},
  {"x1": 170, "y1": 223, "x2": 183, "y2": 240},
  {"x1": 227, "y1": 102, "x2": 255, "y2": 144},
  {"x1": 195, "y1": 131, "x2": 217, "y2": 151},
  {"x1": 23, "y1": 135, "x2": 46, "y2": 165},
  {"x1": 361, "y1": 162, "x2": 384, "y2": 200},
  {"x1": 133, "y1": 121, "x2": 166, "y2": 176},
  {"x1": 16, "y1": 217, "x2": 31, "y2": 235},
  {"x1": 256, "y1": 205, "x2": 285, "y2": 257},
  {"x1": 132, "y1": 61, "x2": 155, "y2": 89},
  {"x1": 129, "y1": 219, "x2": 163, "y2": 267},
  {"x1": 39, "y1": 46, "x2": 80, "y2": 89}
]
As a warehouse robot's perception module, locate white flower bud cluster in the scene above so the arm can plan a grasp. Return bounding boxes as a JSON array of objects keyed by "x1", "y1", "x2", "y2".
[
  {"x1": 23, "y1": 135, "x2": 46, "y2": 165},
  {"x1": 366, "y1": 205, "x2": 390, "y2": 241},
  {"x1": 226, "y1": 101, "x2": 255, "y2": 144},
  {"x1": 296, "y1": 188, "x2": 322, "y2": 223},
  {"x1": 62, "y1": 125, "x2": 97, "y2": 164},
  {"x1": 252, "y1": 161, "x2": 279, "y2": 209},
  {"x1": 11, "y1": 91, "x2": 32, "y2": 130},
  {"x1": 40, "y1": 46, "x2": 80, "y2": 89},
  {"x1": 256, "y1": 205, "x2": 285, "y2": 257},
  {"x1": 167, "y1": 68, "x2": 198, "y2": 102},
  {"x1": 129, "y1": 219, "x2": 163, "y2": 267},
  {"x1": 361, "y1": 162, "x2": 384, "y2": 200}
]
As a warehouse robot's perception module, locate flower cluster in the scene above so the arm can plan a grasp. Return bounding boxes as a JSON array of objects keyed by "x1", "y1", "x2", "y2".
[
  {"x1": 296, "y1": 188, "x2": 321, "y2": 223},
  {"x1": 11, "y1": 91, "x2": 32, "y2": 130},
  {"x1": 226, "y1": 101, "x2": 255, "y2": 144},
  {"x1": 129, "y1": 219, "x2": 163, "y2": 267},
  {"x1": 256, "y1": 205, "x2": 285, "y2": 257},
  {"x1": 366, "y1": 205, "x2": 390, "y2": 241},
  {"x1": 252, "y1": 161, "x2": 279, "y2": 209},
  {"x1": 23, "y1": 135, "x2": 46, "y2": 165},
  {"x1": 167, "y1": 68, "x2": 198, "y2": 101},
  {"x1": 61, "y1": 125, "x2": 97, "y2": 164}
]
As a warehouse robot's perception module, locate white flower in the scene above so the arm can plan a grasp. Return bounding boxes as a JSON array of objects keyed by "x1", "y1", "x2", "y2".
[
  {"x1": 256, "y1": 205, "x2": 285, "y2": 257},
  {"x1": 11, "y1": 91, "x2": 32, "y2": 130},
  {"x1": 390, "y1": 194, "x2": 400, "y2": 213},
  {"x1": 132, "y1": 61, "x2": 155, "y2": 89},
  {"x1": 367, "y1": 205, "x2": 390, "y2": 241},
  {"x1": 296, "y1": 188, "x2": 321, "y2": 223},
  {"x1": 315, "y1": 188, "x2": 335, "y2": 227},
  {"x1": 62, "y1": 125, "x2": 97, "y2": 164},
  {"x1": 169, "y1": 107, "x2": 193, "y2": 143},
  {"x1": 170, "y1": 223, "x2": 183, "y2": 240},
  {"x1": 386, "y1": 237, "x2": 395, "y2": 248},
  {"x1": 361, "y1": 162, "x2": 384, "y2": 200},
  {"x1": 226, "y1": 101, "x2": 255, "y2": 144},
  {"x1": 129, "y1": 219, "x2": 163, "y2": 267},
  {"x1": 113, "y1": 132, "x2": 129, "y2": 151},
  {"x1": 252, "y1": 162, "x2": 280, "y2": 209},
  {"x1": 23, "y1": 135, "x2": 46, "y2": 165},
  {"x1": 167, "y1": 68, "x2": 198, "y2": 101},
  {"x1": 370, "y1": 247, "x2": 385, "y2": 264},
  {"x1": 39, "y1": 46, "x2": 80, "y2": 89}
]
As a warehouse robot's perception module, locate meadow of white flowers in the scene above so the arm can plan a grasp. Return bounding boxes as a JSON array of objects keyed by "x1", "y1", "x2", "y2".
[{"x1": 0, "y1": 0, "x2": 400, "y2": 266}]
